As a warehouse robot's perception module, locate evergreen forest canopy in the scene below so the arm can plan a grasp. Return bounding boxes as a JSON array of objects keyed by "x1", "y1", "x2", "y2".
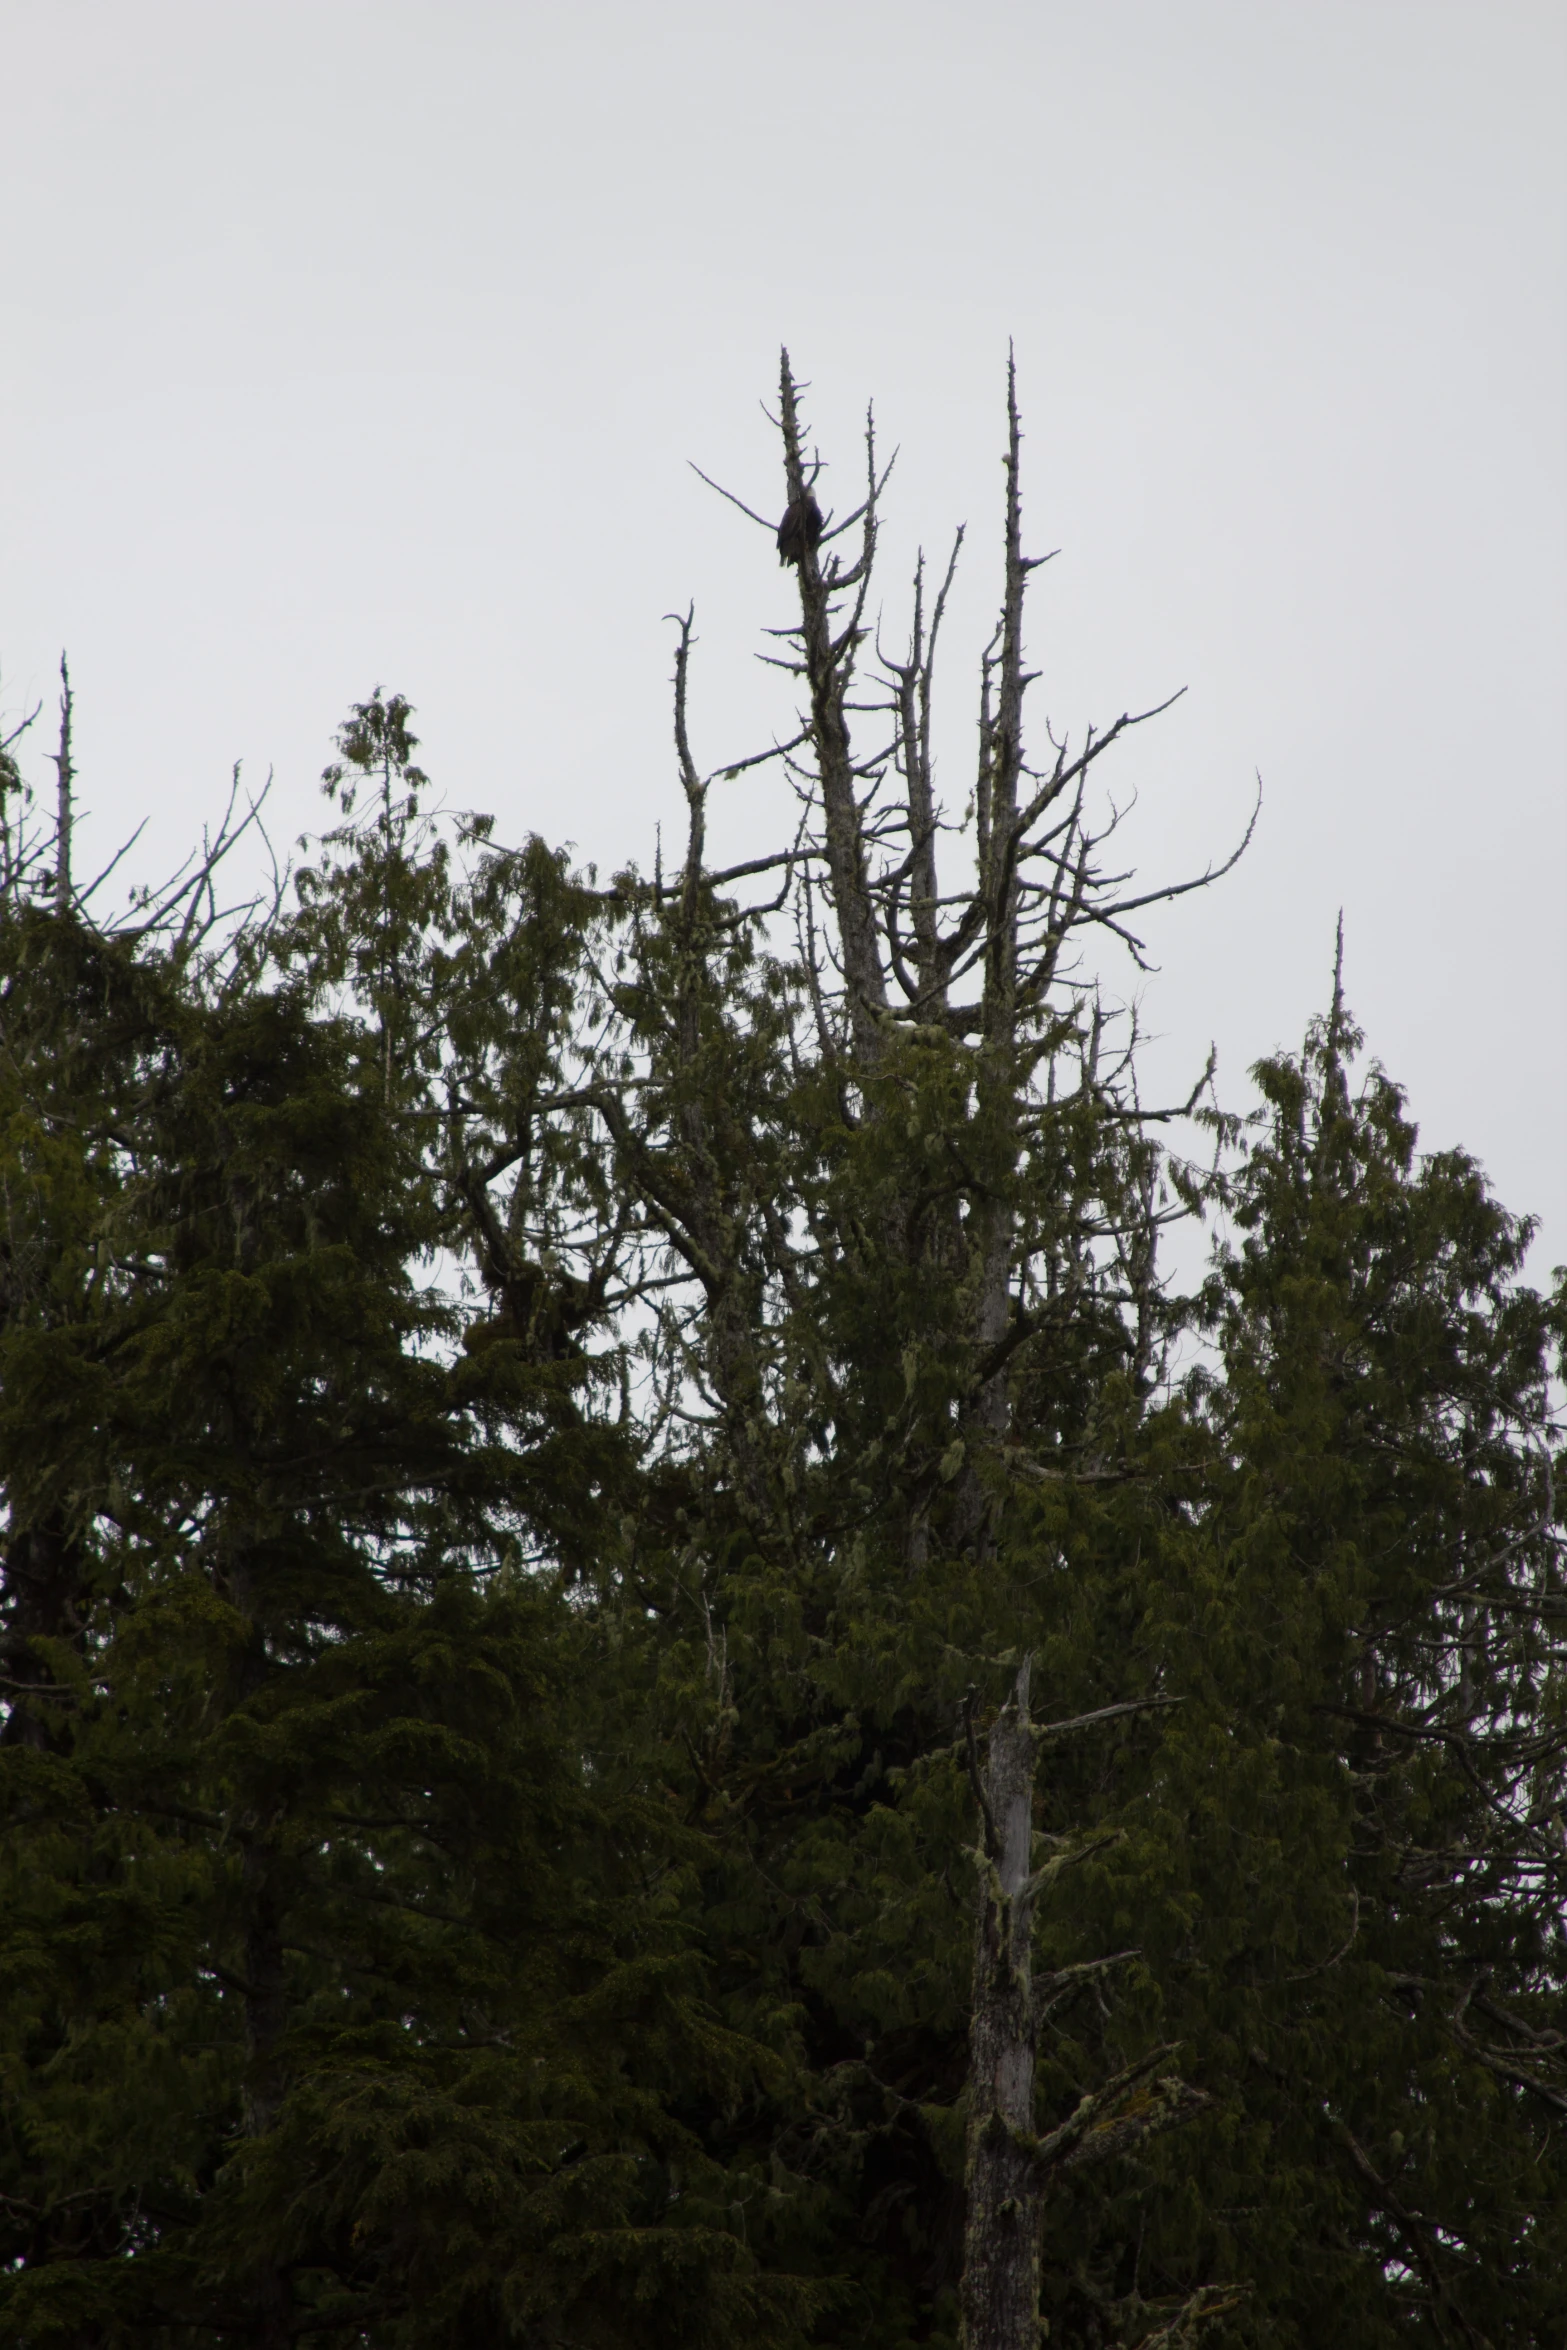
[{"x1": 1, "y1": 354, "x2": 1563, "y2": 2350}]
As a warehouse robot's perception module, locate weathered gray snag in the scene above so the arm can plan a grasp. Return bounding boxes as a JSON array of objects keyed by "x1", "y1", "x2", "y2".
[
  {"x1": 680, "y1": 351, "x2": 1249, "y2": 2337},
  {"x1": 962, "y1": 1676, "x2": 1213, "y2": 2350},
  {"x1": 774, "y1": 349, "x2": 891, "y2": 1066},
  {"x1": 51, "y1": 654, "x2": 72, "y2": 910},
  {"x1": 962, "y1": 1658, "x2": 1043, "y2": 2350}
]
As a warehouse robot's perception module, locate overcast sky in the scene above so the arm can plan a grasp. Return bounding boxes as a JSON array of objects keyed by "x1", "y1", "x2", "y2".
[{"x1": 3, "y1": 1, "x2": 1564, "y2": 1271}]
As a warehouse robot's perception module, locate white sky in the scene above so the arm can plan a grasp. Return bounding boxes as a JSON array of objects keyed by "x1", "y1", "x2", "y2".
[{"x1": 3, "y1": 1, "x2": 1564, "y2": 1274}]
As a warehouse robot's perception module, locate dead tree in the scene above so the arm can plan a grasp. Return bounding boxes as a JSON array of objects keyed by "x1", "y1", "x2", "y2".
[
  {"x1": 545, "y1": 348, "x2": 1258, "y2": 2348},
  {"x1": 962, "y1": 1674, "x2": 1216, "y2": 2350},
  {"x1": 744, "y1": 350, "x2": 1248, "y2": 2349}
]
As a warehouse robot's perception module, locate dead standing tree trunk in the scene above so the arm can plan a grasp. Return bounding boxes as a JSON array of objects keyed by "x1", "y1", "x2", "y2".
[
  {"x1": 961, "y1": 1677, "x2": 1219, "y2": 2350},
  {"x1": 685, "y1": 349, "x2": 1253, "y2": 2343},
  {"x1": 763, "y1": 362, "x2": 1240, "y2": 2350},
  {"x1": 775, "y1": 350, "x2": 891, "y2": 1067},
  {"x1": 967, "y1": 361, "x2": 1033, "y2": 1480},
  {"x1": 51, "y1": 655, "x2": 73, "y2": 913},
  {"x1": 766, "y1": 348, "x2": 1227, "y2": 1544},
  {"x1": 962, "y1": 1660, "x2": 1043, "y2": 2350},
  {"x1": 663, "y1": 607, "x2": 780, "y2": 1527}
]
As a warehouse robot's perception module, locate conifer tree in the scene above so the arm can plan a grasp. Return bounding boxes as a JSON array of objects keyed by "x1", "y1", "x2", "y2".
[
  {"x1": 1121, "y1": 962, "x2": 1566, "y2": 2344},
  {"x1": 0, "y1": 698, "x2": 809, "y2": 2349}
]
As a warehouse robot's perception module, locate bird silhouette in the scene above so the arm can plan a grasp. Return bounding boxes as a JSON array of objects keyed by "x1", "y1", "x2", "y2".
[{"x1": 777, "y1": 493, "x2": 824, "y2": 568}]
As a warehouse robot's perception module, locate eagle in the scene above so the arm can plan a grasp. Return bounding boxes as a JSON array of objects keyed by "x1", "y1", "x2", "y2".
[{"x1": 777, "y1": 492, "x2": 824, "y2": 568}]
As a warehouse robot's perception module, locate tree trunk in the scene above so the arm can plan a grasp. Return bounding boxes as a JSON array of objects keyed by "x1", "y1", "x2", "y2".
[
  {"x1": 962, "y1": 1659, "x2": 1041, "y2": 2350},
  {"x1": 776, "y1": 350, "x2": 890, "y2": 1066}
]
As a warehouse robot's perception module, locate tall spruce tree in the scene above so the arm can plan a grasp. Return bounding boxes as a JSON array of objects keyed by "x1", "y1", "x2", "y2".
[
  {"x1": 1127, "y1": 967, "x2": 1566, "y2": 2345},
  {"x1": 962, "y1": 962, "x2": 1567, "y2": 2348}
]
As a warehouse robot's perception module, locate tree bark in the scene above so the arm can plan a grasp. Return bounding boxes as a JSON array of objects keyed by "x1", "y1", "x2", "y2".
[
  {"x1": 777, "y1": 350, "x2": 889, "y2": 1065},
  {"x1": 52, "y1": 655, "x2": 73, "y2": 911},
  {"x1": 962, "y1": 1659, "x2": 1041, "y2": 2350}
]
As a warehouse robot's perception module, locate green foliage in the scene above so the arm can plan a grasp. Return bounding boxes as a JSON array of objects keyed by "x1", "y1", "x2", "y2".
[
  {"x1": 3, "y1": 401, "x2": 1562, "y2": 2350},
  {"x1": 0, "y1": 786, "x2": 812, "y2": 2348},
  {"x1": 1015, "y1": 989, "x2": 1567, "y2": 2345}
]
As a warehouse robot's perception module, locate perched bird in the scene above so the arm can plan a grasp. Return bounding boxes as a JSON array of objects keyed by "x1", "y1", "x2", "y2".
[{"x1": 777, "y1": 492, "x2": 824, "y2": 568}]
